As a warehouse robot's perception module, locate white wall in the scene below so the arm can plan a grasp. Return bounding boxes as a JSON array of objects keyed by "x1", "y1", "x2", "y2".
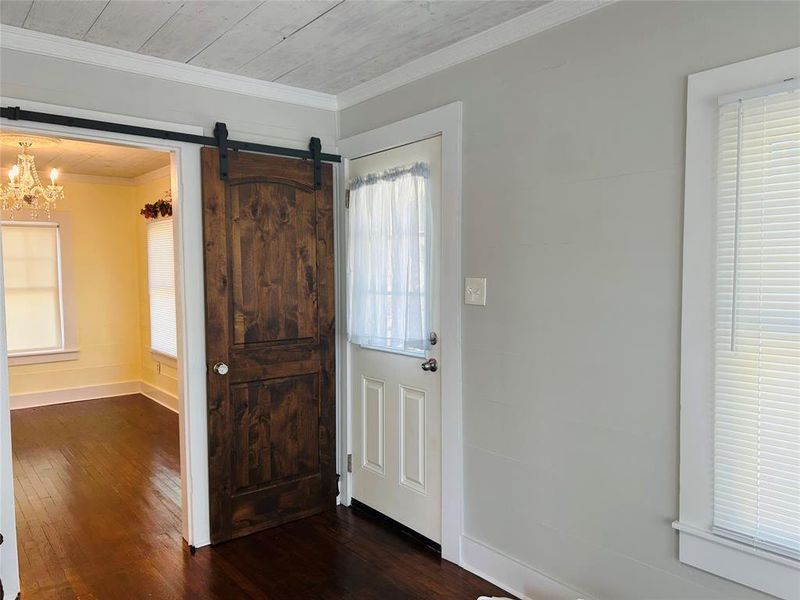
[{"x1": 339, "y1": 1, "x2": 800, "y2": 598}]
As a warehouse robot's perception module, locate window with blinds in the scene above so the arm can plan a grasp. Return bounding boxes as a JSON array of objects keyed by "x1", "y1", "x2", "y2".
[
  {"x1": 147, "y1": 218, "x2": 177, "y2": 358},
  {"x1": 714, "y1": 88, "x2": 800, "y2": 559},
  {"x1": 1, "y1": 223, "x2": 63, "y2": 354}
]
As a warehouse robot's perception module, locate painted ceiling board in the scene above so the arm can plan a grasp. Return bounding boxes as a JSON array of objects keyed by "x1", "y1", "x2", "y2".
[
  {"x1": 0, "y1": 0, "x2": 557, "y2": 97},
  {"x1": 137, "y1": 1, "x2": 263, "y2": 63},
  {"x1": 277, "y1": 0, "x2": 547, "y2": 92},
  {"x1": 84, "y1": 0, "x2": 184, "y2": 52},
  {"x1": 237, "y1": 1, "x2": 432, "y2": 83},
  {"x1": 0, "y1": 0, "x2": 32, "y2": 27},
  {"x1": 0, "y1": 135, "x2": 170, "y2": 179},
  {"x1": 21, "y1": 0, "x2": 108, "y2": 39},
  {"x1": 190, "y1": 0, "x2": 339, "y2": 72}
]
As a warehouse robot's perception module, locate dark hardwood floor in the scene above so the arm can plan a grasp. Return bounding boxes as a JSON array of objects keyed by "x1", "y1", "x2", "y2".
[{"x1": 11, "y1": 394, "x2": 512, "y2": 599}]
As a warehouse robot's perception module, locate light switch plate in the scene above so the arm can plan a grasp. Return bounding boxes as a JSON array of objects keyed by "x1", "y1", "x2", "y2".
[{"x1": 464, "y1": 277, "x2": 487, "y2": 306}]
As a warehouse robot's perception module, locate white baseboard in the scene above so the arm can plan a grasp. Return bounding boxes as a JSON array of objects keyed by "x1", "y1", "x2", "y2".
[
  {"x1": 461, "y1": 535, "x2": 593, "y2": 600},
  {"x1": 10, "y1": 381, "x2": 141, "y2": 410},
  {"x1": 10, "y1": 380, "x2": 178, "y2": 412},
  {"x1": 139, "y1": 381, "x2": 178, "y2": 413}
]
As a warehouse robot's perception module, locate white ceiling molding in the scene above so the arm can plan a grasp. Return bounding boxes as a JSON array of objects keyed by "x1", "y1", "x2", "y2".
[
  {"x1": 56, "y1": 165, "x2": 170, "y2": 187},
  {"x1": 1, "y1": 1, "x2": 616, "y2": 115},
  {"x1": 133, "y1": 165, "x2": 172, "y2": 186},
  {"x1": 336, "y1": 0, "x2": 616, "y2": 110},
  {"x1": 0, "y1": 25, "x2": 338, "y2": 112},
  {"x1": 58, "y1": 173, "x2": 138, "y2": 187}
]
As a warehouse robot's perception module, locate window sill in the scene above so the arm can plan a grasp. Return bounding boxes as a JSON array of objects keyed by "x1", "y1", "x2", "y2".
[
  {"x1": 8, "y1": 349, "x2": 80, "y2": 366},
  {"x1": 672, "y1": 521, "x2": 800, "y2": 599},
  {"x1": 150, "y1": 349, "x2": 177, "y2": 363}
]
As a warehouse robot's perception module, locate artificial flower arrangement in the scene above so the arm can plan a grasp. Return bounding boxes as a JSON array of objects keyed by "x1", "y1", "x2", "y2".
[{"x1": 140, "y1": 189, "x2": 173, "y2": 219}]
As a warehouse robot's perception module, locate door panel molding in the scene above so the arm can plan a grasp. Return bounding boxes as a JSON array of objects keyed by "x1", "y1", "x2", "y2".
[
  {"x1": 399, "y1": 384, "x2": 427, "y2": 495},
  {"x1": 361, "y1": 376, "x2": 386, "y2": 476},
  {"x1": 337, "y1": 101, "x2": 463, "y2": 563}
]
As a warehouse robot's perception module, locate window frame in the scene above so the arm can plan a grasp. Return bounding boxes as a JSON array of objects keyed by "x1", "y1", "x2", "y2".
[
  {"x1": 146, "y1": 216, "x2": 177, "y2": 360},
  {"x1": 675, "y1": 47, "x2": 800, "y2": 599},
  {"x1": 1, "y1": 212, "x2": 78, "y2": 366}
]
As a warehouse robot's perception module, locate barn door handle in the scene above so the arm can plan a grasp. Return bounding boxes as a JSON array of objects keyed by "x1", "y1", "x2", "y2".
[
  {"x1": 421, "y1": 358, "x2": 438, "y2": 372},
  {"x1": 213, "y1": 362, "x2": 229, "y2": 376}
]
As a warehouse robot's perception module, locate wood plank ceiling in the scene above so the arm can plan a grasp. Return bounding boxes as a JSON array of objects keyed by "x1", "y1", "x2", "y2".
[
  {"x1": 0, "y1": 133, "x2": 170, "y2": 178},
  {"x1": 0, "y1": 0, "x2": 550, "y2": 94}
]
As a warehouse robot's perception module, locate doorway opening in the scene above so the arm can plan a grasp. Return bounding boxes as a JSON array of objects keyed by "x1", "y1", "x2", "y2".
[{"x1": 0, "y1": 131, "x2": 186, "y2": 595}]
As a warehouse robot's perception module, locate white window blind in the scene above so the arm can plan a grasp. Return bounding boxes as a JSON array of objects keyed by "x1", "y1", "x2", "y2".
[
  {"x1": 147, "y1": 218, "x2": 177, "y2": 358},
  {"x1": 1, "y1": 223, "x2": 63, "y2": 354},
  {"x1": 347, "y1": 162, "x2": 432, "y2": 356},
  {"x1": 714, "y1": 89, "x2": 800, "y2": 559}
]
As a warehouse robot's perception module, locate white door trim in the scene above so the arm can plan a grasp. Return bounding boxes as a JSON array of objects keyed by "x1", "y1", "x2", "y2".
[
  {"x1": 336, "y1": 102, "x2": 464, "y2": 563},
  {"x1": 0, "y1": 97, "x2": 211, "y2": 596}
]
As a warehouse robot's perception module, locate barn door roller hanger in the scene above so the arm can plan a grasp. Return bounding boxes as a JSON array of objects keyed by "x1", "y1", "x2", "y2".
[{"x1": 1, "y1": 106, "x2": 340, "y2": 189}]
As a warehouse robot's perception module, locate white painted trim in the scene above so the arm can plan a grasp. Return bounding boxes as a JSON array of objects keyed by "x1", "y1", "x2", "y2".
[
  {"x1": 59, "y1": 173, "x2": 139, "y2": 186},
  {"x1": 0, "y1": 106, "x2": 211, "y2": 565},
  {"x1": 336, "y1": 0, "x2": 615, "y2": 109},
  {"x1": 337, "y1": 102, "x2": 463, "y2": 563},
  {"x1": 139, "y1": 381, "x2": 179, "y2": 414},
  {"x1": 673, "y1": 523, "x2": 800, "y2": 600},
  {"x1": 678, "y1": 47, "x2": 800, "y2": 600},
  {"x1": 51, "y1": 165, "x2": 171, "y2": 187},
  {"x1": 8, "y1": 349, "x2": 79, "y2": 366},
  {"x1": 9, "y1": 380, "x2": 140, "y2": 410},
  {"x1": 0, "y1": 25, "x2": 337, "y2": 112},
  {"x1": 461, "y1": 535, "x2": 594, "y2": 600},
  {"x1": 0, "y1": 229, "x2": 19, "y2": 599},
  {"x1": 9, "y1": 380, "x2": 180, "y2": 413}
]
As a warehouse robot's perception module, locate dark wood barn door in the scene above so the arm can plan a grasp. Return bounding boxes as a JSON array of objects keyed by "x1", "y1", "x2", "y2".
[{"x1": 201, "y1": 147, "x2": 336, "y2": 543}]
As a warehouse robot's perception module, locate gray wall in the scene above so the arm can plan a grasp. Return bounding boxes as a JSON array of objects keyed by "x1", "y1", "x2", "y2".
[
  {"x1": 0, "y1": 49, "x2": 337, "y2": 149},
  {"x1": 339, "y1": 2, "x2": 800, "y2": 598}
]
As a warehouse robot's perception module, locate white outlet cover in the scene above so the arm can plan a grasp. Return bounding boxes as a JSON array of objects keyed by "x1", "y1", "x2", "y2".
[{"x1": 464, "y1": 277, "x2": 487, "y2": 306}]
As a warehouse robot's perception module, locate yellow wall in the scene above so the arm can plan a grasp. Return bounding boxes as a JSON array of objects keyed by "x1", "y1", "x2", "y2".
[
  {"x1": 8, "y1": 180, "x2": 141, "y2": 394},
  {"x1": 8, "y1": 174, "x2": 178, "y2": 410},
  {"x1": 135, "y1": 175, "x2": 178, "y2": 403}
]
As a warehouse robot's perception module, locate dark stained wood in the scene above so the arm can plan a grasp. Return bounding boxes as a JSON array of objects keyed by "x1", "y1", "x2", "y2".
[
  {"x1": 11, "y1": 396, "x2": 514, "y2": 599},
  {"x1": 201, "y1": 148, "x2": 337, "y2": 544}
]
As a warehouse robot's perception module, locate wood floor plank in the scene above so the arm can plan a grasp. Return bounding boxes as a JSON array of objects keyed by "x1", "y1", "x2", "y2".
[{"x1": 11, "y1": 394, "x2": 513, "y2": 599}]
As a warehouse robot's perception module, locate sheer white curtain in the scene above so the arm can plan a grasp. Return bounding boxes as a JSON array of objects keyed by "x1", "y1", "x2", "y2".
[{"x1": 347, "y1": 162, "x2": 431, "y2": 356}]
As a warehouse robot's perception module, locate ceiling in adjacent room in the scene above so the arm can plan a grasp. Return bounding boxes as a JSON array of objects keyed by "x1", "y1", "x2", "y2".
[
  {"x1": 0, "y1": 133, "x2": 170, "y2": 179},
  {"x1": 0, "y1": 0, "x2": 551, "y2": 94}
]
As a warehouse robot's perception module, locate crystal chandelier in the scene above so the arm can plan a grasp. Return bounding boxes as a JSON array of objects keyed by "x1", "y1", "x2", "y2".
[{"x1": 1, "y1": 141, "x2": 64, "y2": 219}]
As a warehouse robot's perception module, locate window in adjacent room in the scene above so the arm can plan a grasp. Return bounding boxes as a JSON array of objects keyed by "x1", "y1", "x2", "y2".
[
  {"x1": 147, "y1": 218, "x2": 177, "y2": 358},
  {"x1": 1, "y1": 215, "x2": 77, "y2": 365},
  {"x1": 1, "y1": 221, "x2": 64, "y2": 354}
]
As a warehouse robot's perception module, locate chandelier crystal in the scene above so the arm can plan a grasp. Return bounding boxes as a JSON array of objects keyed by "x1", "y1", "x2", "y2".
[{"x1": 1, "y1": 141, "x2": 64, "y2": 219}]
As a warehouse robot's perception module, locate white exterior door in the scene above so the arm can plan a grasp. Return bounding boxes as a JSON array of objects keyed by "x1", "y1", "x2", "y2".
[{"x1": 348, "y1": 136, "x2": 442, "y2": 543}]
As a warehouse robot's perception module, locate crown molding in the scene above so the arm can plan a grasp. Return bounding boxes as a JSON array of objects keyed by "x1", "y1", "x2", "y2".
[
  {"x1": 1, "y1": 1, "x2": 616, "y2": 114},
  {"x1": 57, "y1": 165, "x2": 170, "y2": 187},
  {"x1": 336, "y1": 0, "x2": 616, "y2": 109},
  {"x1": 0, "y1": 25, "x2": 338, "y2": 112},
  {"x1": 59, "y1": 173, "x2": 137, "y2": 186},
  {"x1": 134, "y1": 165, "x2": 171, "y2": 185}
]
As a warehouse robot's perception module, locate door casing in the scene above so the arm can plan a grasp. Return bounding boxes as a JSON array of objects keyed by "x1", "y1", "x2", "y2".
[{"x1": 336, "y1": 102, "x2": 464, "y2": 563}]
